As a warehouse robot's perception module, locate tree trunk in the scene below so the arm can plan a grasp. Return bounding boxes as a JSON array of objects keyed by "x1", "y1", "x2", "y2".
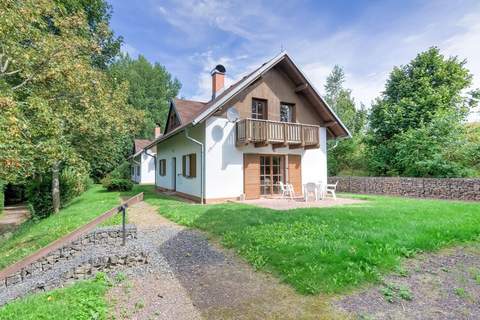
[{"x1": 52, "y1": 162, "x2": 60, "y2": 214}]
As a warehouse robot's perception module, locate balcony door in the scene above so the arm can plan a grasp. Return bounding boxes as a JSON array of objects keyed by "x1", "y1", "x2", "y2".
[{"x1": 260, "y1": 155, "x2": 285, "y2": 195}]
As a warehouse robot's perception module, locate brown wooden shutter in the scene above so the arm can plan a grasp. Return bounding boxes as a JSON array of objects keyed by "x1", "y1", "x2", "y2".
[
  {"x1": 288, "y1": 155, "x2": 302, "y2": 195},
  {"x1": 243, "y1": 154, "x2": 260, "y2": 199},
  {"x1": 161, "y1": 159, "x2": 166, "y2": 176},
  {"x1": 190, "y1": 153, "x2": 196, "y2": 178},
  {"x1": 182, "y1": 155, "x2": 186, "y2": 177}
]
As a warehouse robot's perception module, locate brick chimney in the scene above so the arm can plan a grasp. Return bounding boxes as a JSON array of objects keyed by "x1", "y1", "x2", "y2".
[
  {"x1": 154, "y1": 126, "x2": 162, "y2": 138},
  {"x1": 211, "y1": 64, "x2": 226, "y2": 99}
]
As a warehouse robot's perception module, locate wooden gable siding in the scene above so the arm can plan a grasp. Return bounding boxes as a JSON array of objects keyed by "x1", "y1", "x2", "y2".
[
  {"x1": 216, "y1": 67, "x2": 323, "y2": 126},
  {"x1": 243, "y1": 154, "x2": 260, "y2": 199},
  {"x1": 165, "y1": 105, "x2": 181, "y2": 134}
]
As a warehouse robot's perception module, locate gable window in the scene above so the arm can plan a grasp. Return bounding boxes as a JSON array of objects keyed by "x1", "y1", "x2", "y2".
[
  {"x1": 251, "y1": 98, "x2": 267, "y2": 119},
  {"x1": 182, "y1": 153, "x2": 197, "y2": 178},
  {"x1": 280, "y1": 103, "x2": 295, "y2": 122},
  {"x1": 159, "y1": 159, "x2": 166, "y2": 176}
]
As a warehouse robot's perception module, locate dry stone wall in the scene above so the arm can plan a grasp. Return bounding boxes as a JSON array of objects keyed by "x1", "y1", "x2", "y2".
[
  {"x1": 328, "y1": 176, "x2": 480, "y2": 201},
  {"x1": 0, "y1": 225, "x2": 149, "y2": 305}
]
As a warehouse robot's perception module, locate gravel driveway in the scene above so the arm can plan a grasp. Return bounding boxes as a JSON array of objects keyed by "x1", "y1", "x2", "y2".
[{"x1": 108, "y1": 201, "x2": 341, "y2": 320}]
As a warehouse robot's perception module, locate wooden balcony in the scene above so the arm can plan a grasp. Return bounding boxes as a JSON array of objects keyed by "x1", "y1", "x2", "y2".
[{"x1": 236, "y1": 118, "x2": 320, "y2": 149}]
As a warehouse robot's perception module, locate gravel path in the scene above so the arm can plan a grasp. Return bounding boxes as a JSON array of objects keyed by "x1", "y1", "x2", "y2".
[
  {"x1": 336, "y1": 244, "x2": 480, "y2": 320},
  {"x1": 0, "y1": 204, "x2": 29, "y2": 235},
  {"x1": 108, "y1": 201, "x2": 341, "y2": 320}
]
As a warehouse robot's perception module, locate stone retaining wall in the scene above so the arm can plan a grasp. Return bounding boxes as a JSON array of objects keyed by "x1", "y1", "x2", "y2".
[
  {"x1": 328, "y1": 176, "x2": 480, "y2": 201},
  {"x1": 1, "y1": 225, "x2": 141, "y2": 289}
]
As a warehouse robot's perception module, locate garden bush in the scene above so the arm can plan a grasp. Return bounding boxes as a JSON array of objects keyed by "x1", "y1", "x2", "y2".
[
  {"x1": 102, "y1": 178, "x2": 133, "y2": 191},
  {"x1": 101, "y1": 162, "x2": 133, "y2": 191},
  {"x1": 26, "y1": 165, "x2": 91, "y2": 219},
  {"x1": 108, "y1": 161, "x2": 131, "y2": 180}
]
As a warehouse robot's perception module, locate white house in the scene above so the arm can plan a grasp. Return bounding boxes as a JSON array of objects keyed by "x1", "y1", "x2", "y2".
[
  {"x1": 130, "y1": 128, "x2": 161, "y2": 184},
  {"x1": 146, "y1": 52, "x2": 350, "y2": 203}
]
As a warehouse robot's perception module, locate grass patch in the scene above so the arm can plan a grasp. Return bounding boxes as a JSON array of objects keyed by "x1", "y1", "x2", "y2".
[
  {"x1": 0, "y1": 273, "x2": 110, "y2": 320},
  {"x1": 0, "y1": 185, "x2": 124, "y2": 269},
  {"x1": 126, "y1": 185, "x2": 480, "y2": 295}
]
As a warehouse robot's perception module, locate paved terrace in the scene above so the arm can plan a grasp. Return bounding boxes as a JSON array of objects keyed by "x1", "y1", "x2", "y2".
[{"x1": 239, "y1": 197, "x2": 365, "y2": 210}]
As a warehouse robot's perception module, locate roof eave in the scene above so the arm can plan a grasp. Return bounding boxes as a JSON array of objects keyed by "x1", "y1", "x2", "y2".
[
  {"x1": 145, "y1": 122, "x2": 194, "y2": 150},
  {"x1": 285, "y1": 54, "x2": 352, "y2": 139}
]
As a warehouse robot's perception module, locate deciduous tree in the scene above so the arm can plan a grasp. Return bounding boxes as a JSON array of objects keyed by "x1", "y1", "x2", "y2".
[
  {"x1": 0, "y1": 0, "x2": 142, "y2": 214},
  {"x1": 109, "y1": 54, "x2": 181, "y2": 138},
  {"x1": 366, "y1": 47, "x2": 477, "y2": 177}
]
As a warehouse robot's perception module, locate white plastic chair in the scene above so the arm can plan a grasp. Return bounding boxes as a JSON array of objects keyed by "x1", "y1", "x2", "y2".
[
  {"x1": 304, "y1": 182, "x2": 317, "y2": 202},
  {"x1": 279, "y1": 181, "x2": 294, "y2": 200},
  {"x1": 287, "y1": 183, "x2": 295, "y2": 198},
  {"x1": 316, "y1": 181, "x2": 325, "y2": 200},
  {"x1": 326, "y1": 181, "x2": 338, "y2": 200}
]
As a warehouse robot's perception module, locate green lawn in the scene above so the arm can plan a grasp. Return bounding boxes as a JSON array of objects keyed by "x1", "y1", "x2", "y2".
[
  {"x1": 0, "y1": 273, "x2": 111, "y2": 320},
  {"x1": 127, "y1": 185, "x2": 480, "y2": 294},
  {"x1": 0, "y1": 185, "x2": 125, "y2": 269}
]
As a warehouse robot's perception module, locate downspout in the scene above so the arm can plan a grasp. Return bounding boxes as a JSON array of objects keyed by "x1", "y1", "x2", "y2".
[
  {"x1": 185, "y1": 128, "x2": 205, "y2": 204},
  {"x1": 143, "y1": 149, "x2": 157, "y2": 187}
]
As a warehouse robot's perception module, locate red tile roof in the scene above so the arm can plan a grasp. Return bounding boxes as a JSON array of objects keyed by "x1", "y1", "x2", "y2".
[
  {"x1": 134, "y1": 139, "x2": 152, "y2": 154},
  {"x1": 173, "y1": 98, "x2": 209, "y2": 124}
]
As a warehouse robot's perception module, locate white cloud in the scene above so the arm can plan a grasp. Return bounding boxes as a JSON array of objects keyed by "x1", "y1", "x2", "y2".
[
  {"x1": 154, "y1": 0, "x2": 281, "y2": 44},
  {"x1": 189, "y1": 50, "x2": 242, "y2": 101},
  {"x1": 152, "y1": 0, "x2": 480, "y2": 117},
  {"x1": 442, "y1": 12, "x2": 480, "y2": 89}
]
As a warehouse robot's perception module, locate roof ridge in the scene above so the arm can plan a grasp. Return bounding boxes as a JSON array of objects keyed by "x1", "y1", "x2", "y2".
[{"x1": 174, "y1": 97, "x2": 207, "y2": 104}]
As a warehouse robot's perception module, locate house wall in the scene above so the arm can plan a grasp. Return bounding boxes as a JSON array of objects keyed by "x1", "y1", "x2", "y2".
[
  {"x1": 215, "y1": 67, "x2": 323, "y2": 125},
  {"x1": 140, "y1": 147, "x2": 156, "y2": 184},
  {"x1": 205, "y1": 116, "x2": 327, "y2": 199},
  {"x1": 155, "y1": 124, "x2": 204, "y2": 198},
  {"x1": 130, "y1": 148, "x2": 156, "y2": 185},
  {"x1": 131, "y1": 155, "x2": 141, "y2": 184}
]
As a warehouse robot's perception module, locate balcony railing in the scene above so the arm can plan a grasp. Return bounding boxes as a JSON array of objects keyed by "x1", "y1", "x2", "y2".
[{"x1": 236, "y1": 118, "x2": 320, "y2": 148}]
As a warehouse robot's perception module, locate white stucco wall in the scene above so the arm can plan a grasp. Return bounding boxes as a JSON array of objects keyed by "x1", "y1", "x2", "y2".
[
  {"x1": 130, "y1": 149, "x2": 156, "y2": 184},
  {"x1": 204, "y1": 116, "x2": 328, "y2": 199},
  {"x1": 155, "y1": 124, "x2": 204, "y2": 197},
  {"x1": 131, "y1": 160, "x2": 141, "y2": 183}
]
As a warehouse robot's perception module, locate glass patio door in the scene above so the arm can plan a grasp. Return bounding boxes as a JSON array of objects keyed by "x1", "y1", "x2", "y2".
[{"x1": 260, "y1": 155, "x2": 285, "y2": 195}]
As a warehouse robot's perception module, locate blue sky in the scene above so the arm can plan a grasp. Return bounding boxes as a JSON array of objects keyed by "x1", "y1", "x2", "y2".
[{"x1": 108, "y1": 0, "x2": 480, "y2": 120}]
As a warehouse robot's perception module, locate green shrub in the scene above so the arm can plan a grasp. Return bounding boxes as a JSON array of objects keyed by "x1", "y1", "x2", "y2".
[
  {"x1": 109, "y1": 161, "x2": 131, "y2": 180},
  {"x1": 26, "y1": 179, "x2": 53, "y2": 219},
  {"x1": 101, "y1": 162, "x2": 133, "y2": 191},
  {"x1": 60, "y1": 167, "x2": 92, "y2": 206},
  {"x1": 102, "y1": 178, "x2": 133, "y2": 191},
  {"x1": 26, "y1": 165, "x2": 91, "y2": 219}
]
